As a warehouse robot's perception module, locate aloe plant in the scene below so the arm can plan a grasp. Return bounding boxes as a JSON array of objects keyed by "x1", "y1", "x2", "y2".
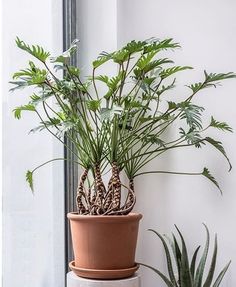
[
  {"x1": 140, "y1": 225, "x2": 231, "y2": 287},
  {"x1": 11, "y1": 37, "x2": 235, "y2": 215}
]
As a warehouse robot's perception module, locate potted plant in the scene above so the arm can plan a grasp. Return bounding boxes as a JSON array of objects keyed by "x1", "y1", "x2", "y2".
[
  {"x1": 11, "y1": 37, "x2": 234, "y2": 279},
  {"x1": 140, "y1": 225, "x2": 231, "y2": 286}
]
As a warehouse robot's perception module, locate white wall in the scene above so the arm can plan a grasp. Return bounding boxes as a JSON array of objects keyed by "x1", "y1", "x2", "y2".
[
  {"x1": 77, "y1": 1, "x2": 236, "y2": 286},
  {"x1": 2, "y1": 1, "x2": 236, "y2": 287},
  {"x1": 2, "y1": 1, "x2": 64, "y2": 286}
]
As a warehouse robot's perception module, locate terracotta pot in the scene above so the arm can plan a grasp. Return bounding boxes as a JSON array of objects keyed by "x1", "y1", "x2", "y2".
[{"x1": 67, "y1": 212, "x2": 142, "y2": 279}]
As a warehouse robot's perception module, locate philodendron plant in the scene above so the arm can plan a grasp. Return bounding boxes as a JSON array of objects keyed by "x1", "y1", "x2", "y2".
[
  {"x1": 140, "y1": 225, "x2": 231, "y2": 287},
  {"x1": 11, "y1": 37, "x2": 235, "y2": 215}
]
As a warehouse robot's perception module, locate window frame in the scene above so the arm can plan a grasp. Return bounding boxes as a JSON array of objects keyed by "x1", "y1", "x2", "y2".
[{"x1": 63, "y1": 0, "x2": 78, "y2": 276}]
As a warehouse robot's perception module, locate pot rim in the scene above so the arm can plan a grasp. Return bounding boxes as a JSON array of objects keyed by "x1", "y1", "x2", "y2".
[{"x1": 67, "y1": 212, "x2": 142, "y2": 222}]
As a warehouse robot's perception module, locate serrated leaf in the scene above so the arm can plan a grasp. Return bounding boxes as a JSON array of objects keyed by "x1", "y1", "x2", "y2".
[
  {"x1": 92, "y1": 54, "x2": 112, "y2": 68},
  {"x1": 205, "y1": 137, "x2": 232, "y2": 171},
  {"x1": 16, "y1": 37, "x2": 50, "y2": 62},
  {"x1": 209, "y1": 117, "x2": 233, "y2": 132},
  {"x1": 124, "y1": 40, "x2": 146, "y2": 53},
  {"x1": 9, "y1": 81, "x2": 29, "y2": 92},
  {"x1": 204, "y1": 71, "x2": 236, "y2": 83},
  {"x1": 26, "y1": 170, "x2": 34, "y2": 192},
  {"x1": 112, "y1": 49, "x2": 130, "y2": 63},
  {"x1": 202, "y1": 167, "x2": 222, "y2": 193},
  {"x1": 13, "y1": 104, "x2": 36, "y2": 119},
  {"x1": 143, "y1": 38, "x2": 180, "y2": 53},
  {"x1": 179, "y1": 102, "x2": 204, "y2": 129},
  {"x1": 179, "y1": 128, "x2": 203, "y2": 148},
  {"x1": 187, "y1": 82, "x2": 207, "y2": 93},
  {"x1": 160, "y1": 66, "x2": 193, "y2": 79}
]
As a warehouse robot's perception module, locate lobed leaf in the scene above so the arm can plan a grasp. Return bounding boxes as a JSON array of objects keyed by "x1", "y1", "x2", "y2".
[
  {"x1": 202, "y1": 167, "x2": 222, "y2": 193},
  {"x1": 13, "y1": 104, "x2": 36, "y2": 119},
  {"x1": 209, "y1": 117, "x2": 233, "y2": 133},
  {"x1": 16, "y1": 37, "x2": 50, "y2": 62},
  {"x1": 205, "y1": 137, "x2": 232, "y2": 171},
  {"x1": 26, "y1": 170, "x2": 34, "y2": 192}
]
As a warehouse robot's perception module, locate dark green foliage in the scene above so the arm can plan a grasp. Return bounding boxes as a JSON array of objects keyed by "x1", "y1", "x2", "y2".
[
  {"x1": 202, "y1": 168, "x2": 222, "y2": 193},
  {"x1": 11, "y1": 37, "x2": 235, "y2": 211},
  {"x1": 209, "y1": 117, "x2": 233, "y2": 132},
  {"x1": 26, "y1": 170, "x2": 34, "y2": 192},
  {"x1": 140, "y1": 226, "x2": 231, "y2": 287}
]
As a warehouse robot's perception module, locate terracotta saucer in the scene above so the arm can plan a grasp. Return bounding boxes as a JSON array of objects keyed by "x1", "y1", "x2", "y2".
[{"x1": 69, "y1": 261, "x2": 139, "y2": 280}]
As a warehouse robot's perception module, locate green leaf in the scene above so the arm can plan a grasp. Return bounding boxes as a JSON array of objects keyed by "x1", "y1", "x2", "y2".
[
  {"x1": 16, "y1": 37, "x2": 50, "y2": 62},
  {"x1": 100, "y1": 106, "x2": 123, "y2": 121},
  {"x1": 187, "y1": 82, "x2": 208, "y2": 93},
  {"x1": 124, "y1": 40, "x2": 146, "y2": 53},
  {"x1": 95, "y1": 75, "x2": 109, "y2": 84},
  {"x1": 107, "y1": 72, "x2": 125, "y2": 90},
  {"x1": 172, "y1": 233, "x2": 182, "y2": 283},
  {"x1": 136, "y1": 51, "x2": 159, "y2": 69},
  {"x1": 212, "y1": 261, "x2": 231, "y2": 287},
  {"x1": 86, "y1": 99, "x2": 101, "y2": 112},
  {"x1": 92, "y1": 53, "x2": 112, "y2": 68},
  {"x1": 112, "y1": 49, "x2": 130, "y2": 64},
  {"x1": 205, "y1": 137, "x2": 232, "y2": 171},
  {"x1": 190, "y1": 246, "x2": 201, "y2": 279},
  {"x1": 12, "y1": 61, "x2": 47, "y2": 85},
  {"x1": 26, "y1": 170, "x2": 34, "y2": 192},
  {"x1": 187, "y1": 71, "x2": 236, "y2": 94},
  {"x1": 209, "y1": 117, "x2": 233, "y2": 132},
  {"x1": 139, "y1": 263, "x2": 175, "y2": 287},
  {"x1": 194, "y1": 224, "x2": 210, "y2": 287},
  {"x1": 13, "y1": 104, "x2": 36, "y2": 119},
  {"x1": 144, "y1": 38, "x2": 180, "y2": 53},
  {"x1": 175, "y1": 225, "x2": 193, "y2": 287},
  {"x1": 203, "y1": 235, "x2": 217, "y2": 287},
  {"x1": 142, "y1": 135, "x2": 165, "y2": 146},
  {"x1": 158, "y1": 79, "x2": 176, "y2": 96},
  {"x1": 204, "y1": 71, "x2": 236, "y2": 83},
  {"x1": 30, "y1": 92, "x2": 52, "y2": 105},
  {"x1": 179, "y1": 102, "x2": 204, "y2": 129},
  {"x1": 168, "y1": 101, "x2": 177, "y2": 110},
  {"x1": 202, "y1": 167, "x2": 222, "y2": 193},
  {"x1": 179, "y1": 128, "x2": 203, "y2": 148},
  {"x1": 68, "y1": 66, "x2": 80, "y2": 77},
  {"x1": 160, "y1": 66, "x2": 193, "y2": 79},
  {"x1": 50, "y1": 39, "x2": 79, "y2": 64},
  {"x1": 148, "y1": 229, "x2": 178, "y2": 286},
  {"x1": 9, "y1": 81, "x2": 29, "y2": 92}
]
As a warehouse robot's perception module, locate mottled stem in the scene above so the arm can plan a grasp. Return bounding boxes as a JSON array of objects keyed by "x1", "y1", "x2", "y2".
[
  {"x1": 76, "y1": 169, "x2": 88, "y2": 214},
  {"x1": 104, "y1": 162, "x2": 121, "y2": 212},
  {"x1": 90, "y1": 164, "x2": 106, "y2": 215}
]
